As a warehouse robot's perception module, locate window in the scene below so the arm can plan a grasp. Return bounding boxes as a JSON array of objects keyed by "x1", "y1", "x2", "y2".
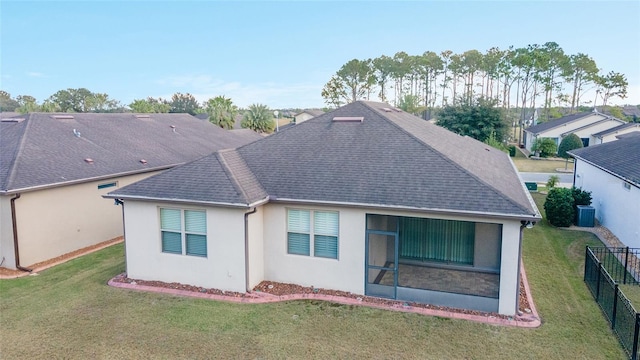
[
  {"x1": 160, "y1": 208, "x2": 207, "y2": 257},
  {"x1": 97, "y1": 181, "x2": 117, "y2": 190},
  {"x1": 287, "y1": 209, "x2": 338, "y2": 259}
]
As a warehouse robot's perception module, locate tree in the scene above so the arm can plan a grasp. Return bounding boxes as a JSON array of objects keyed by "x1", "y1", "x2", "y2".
[
  {"x1": 544, "y1": 187, "x2": 575, "y2": 227},
  {"x1": 241, "y1": 103, "x2": 274, "y2": 133},
  {"x1": 372, "y1": 55, "x2": 394, "y2": 102},
  {"x1": 436, "y1": 96, "x2": 506, "y2": 142},
  {"x1": 204, "y1": 96, "x2": 238, "y2": 129},
  {"x1": 558, "y1": 133, "x2": 583, "y2": 158},
  {"x1": 397, "y1": 94, "x2": 425, "y2": 116},
  {"x1": 531, "y1": 138, "x2": 557, "y2": 157},
  {"x1": 335, "y1": 59, "x2": 372, "y2": 103},
  {"x1": 169, "y1": 93, "x2": 200, "y2": 115},
  {"x1": 596, "y1": 71, "x2": 628, "y2": 107},
  {"x1": 47, "y1": 88, "x2": 120, "y2": 112},
  {"x1": 0, "y1": 91, "x2": 20, "y2": 111},
  {"x1": 321, "y1": 75, "x2": 348, "y2": 108},
  {"x1": 563, "y1": 53, "x2": 598, "y2": 112},
  {"x1": 129, "y1": 97, "x2": 171, "y2": 113},
  {"x1": 16, "y1": 95, "x2": 39, "y2": 113}
]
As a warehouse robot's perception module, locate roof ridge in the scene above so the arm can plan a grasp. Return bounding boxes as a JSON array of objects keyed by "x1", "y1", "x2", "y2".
[
  {"x1": 4, "y1": 114, "x2": 33, "y2": 191},
  {"x1": 361, "y1": 102, "x2": 532, "y2": 215},
  {"x1": 216, "y1": 149, "x2": 266, "y2": 205}
]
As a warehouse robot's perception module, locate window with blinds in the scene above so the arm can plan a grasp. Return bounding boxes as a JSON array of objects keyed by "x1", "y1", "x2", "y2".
[
  {"x1": 160, "y1": 208, "x2": 207, "y2": 257},
  {"x1": 287, "y1": 209, "x2": 339, "y2": 259}
]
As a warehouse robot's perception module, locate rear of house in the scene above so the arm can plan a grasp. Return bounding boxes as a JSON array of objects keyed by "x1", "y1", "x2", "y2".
[{"x1": 108, "y1": 101, "x2": 540, "y2": 315}]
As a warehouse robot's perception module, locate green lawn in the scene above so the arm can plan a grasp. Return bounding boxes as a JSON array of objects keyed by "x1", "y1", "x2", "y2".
[
  {"x1": 512, "y1": 157, "x2": 573, "y2": 173},
  {"x1": 0, "y1": 194, "x2": 625, "y2": 359}
]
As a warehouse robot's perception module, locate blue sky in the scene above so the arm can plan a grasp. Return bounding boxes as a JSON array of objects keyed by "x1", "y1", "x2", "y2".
[{"x1": 2, "y1": 1, "x2": 639, "y2": 109}]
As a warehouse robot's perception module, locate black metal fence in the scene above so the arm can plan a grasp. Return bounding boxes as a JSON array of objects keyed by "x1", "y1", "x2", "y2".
[{"x1": 585, "y1": 246, "x2": 640, "y2": 359}]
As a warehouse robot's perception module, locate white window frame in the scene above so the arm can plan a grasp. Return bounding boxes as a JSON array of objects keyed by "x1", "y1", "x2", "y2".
[
  {"x1": 159, "y1": 207, "x2": 207, "y2": 258},
  {"x1": 287, "y1": 208, "x2": 339, "y2": 259}
]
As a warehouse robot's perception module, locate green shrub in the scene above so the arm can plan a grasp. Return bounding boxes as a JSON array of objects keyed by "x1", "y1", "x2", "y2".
[
  {"x1": 558, "y1": 134, "x2": 583, "y2": 158},
  {"x1": 544, "y1": 187, "x2": 575, "y2": 227},
  {"x1": 532, "y1": 138, "x2": 558, "y2": 157},
  {"x1": 546, "y1": 175, "x2": 560, "y2": 189},
  {"x1": 572, "y1": 187, "x2": 592, "y2": 206}
]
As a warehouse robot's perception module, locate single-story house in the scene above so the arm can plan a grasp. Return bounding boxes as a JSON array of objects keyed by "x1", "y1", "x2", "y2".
[
  {"x1": 106, "y1": 101, "x2": 541, "y2": 316},
  {"x1": 569, "y1": 134, "x2": 640, "y2": 248},
  {"x1": 523, "y1": 110, "x2": 625, "y2": 152},
  {"x1": 592, "y1": 122, "x2": 640, "y2": 145},
  {"x1": 0, "y1": 113, "x2": 261, "y2": 271},
  {"x1": 293, "y1": 109, "x2": 324, "y2": 124}
]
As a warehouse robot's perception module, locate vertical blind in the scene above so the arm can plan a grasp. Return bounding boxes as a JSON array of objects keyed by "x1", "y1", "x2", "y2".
[
  {"x1": 160, "y1": 208, "x2": 207, "y2": 257},
  {"x1": 314, "y1": 211, "x2": 338, "y2": 259},
  {"x1": 185, "y1": 210, "x2": 207, "y2": 257},
  {"x1": 399, "y1": 217, "x2": 474, "y2": 265},
  {"x1": 288, "y1": 209, "x2": 311, "y2": 255}
]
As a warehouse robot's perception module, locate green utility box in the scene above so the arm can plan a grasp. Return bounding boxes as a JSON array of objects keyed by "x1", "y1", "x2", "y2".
[{"x1": 525, "y1": 182, "x2": 538, "y2": 191}]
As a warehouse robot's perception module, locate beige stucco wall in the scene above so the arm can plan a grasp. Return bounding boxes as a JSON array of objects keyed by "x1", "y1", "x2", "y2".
[
  {"x1": 1, "y1": 171, "x2": 160, "y2": 269},
  {"x1": 525, "y1": 114, "x2": 621, "y2": 151},
  {"x1": 123, "y1": 201, "x2": 248, "y2": 292},
  {"x1": 294, "y1": 113, "x2": 315, "y2": 124}
]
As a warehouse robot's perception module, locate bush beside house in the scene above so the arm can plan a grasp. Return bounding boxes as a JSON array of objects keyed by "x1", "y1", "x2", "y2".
[{"x1": 544, "y1": 187, "x2": 593, "y2": 227}]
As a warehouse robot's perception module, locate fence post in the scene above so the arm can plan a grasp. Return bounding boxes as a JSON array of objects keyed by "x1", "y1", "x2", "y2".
[
  {"x1": 625, "y1": 247, "x2": 630, "y2": 284},
  {"x1": 585, "y1": 246, "x2": 590, "y2": 282},
  {"x1": 633, "y1": 314, "x2": 640, "y2": 360},
  {"x1": 612, "y1": 284, "x2": 619, "y2": 329},
  {"x1": 596, "y1": 262, "x2": 602, "y2": 300}
]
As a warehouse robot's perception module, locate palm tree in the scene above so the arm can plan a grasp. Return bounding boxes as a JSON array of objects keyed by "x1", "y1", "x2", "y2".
[
  {"x1": 241, "y1": 103, "x2": 274, "y2": 133},
  {"x1": 205, "y1": 96, "x2": 238, "y2": 129}
]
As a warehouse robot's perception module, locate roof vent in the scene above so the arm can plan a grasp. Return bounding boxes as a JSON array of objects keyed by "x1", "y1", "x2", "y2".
[
  {"x1": 52, "y1": 115, "x2": 74, "y2": 119},
  {"x1": 332, "y1": 116, "x2": 364, "y2": 123},
  {"x1": 170, "y1": 125, "x2": 176, "y2": 132},
  {"x1": 139, "y1": 159, "x2": 148, "y2": 164},
  {"x1": 73, "y1": 129, "x2": 81, "y2": 137},
  {"x1": 84, "y1": 158, "x2": 94, "y2": 164},
  {"x1": 135, "y1": 114, "x2": 151, "y2": 119},
  {"x1": 382, "y1": 107, "x2": 392, "y2": 112},
  {"x1": 393, "y1": 108, "x2": 402, "y2": 112},
  {"x1": 1, "y1": 118, "x2": 25, "y2": 123}
]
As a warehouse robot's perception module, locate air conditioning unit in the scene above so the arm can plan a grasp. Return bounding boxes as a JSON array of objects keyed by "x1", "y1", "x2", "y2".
[{"x1": 576, "y1": 205, "x2": 596, "y2": 227}]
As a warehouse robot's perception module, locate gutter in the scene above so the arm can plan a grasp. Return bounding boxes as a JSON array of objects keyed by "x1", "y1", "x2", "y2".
[
  {"x1": 244, "y1": 207, "x2": 257, "y2": 292},
  {"x1": 10, "y1": 193, "x2": 32, "y2": 272}
]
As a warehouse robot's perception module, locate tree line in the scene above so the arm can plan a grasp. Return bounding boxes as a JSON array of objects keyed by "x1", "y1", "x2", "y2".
[
  {"x1": 321, "y1": 42, "x2": 629, "y2": 123},
  {"x1": 0, "y1": 90, "x2": 278, "y2": 133}
]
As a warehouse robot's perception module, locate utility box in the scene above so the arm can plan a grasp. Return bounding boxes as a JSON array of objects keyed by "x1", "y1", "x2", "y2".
[
  {"x1": 576, "y1": 205, "x2": 595, "y2": 227},
  {"x1": 525, "y1": 182, "x2": 538, "y2": 191}
]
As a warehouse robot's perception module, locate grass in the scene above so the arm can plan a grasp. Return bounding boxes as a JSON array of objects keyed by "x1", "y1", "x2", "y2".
[
  {"x1": 512, "y1": 157, "x2": 573, "y2": 173},
  {"x1": 0, "y1": 195, "x2": 626, "y2": 359}
]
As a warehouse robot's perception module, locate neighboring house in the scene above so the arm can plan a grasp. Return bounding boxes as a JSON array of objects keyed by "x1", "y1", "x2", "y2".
[
  {"x1": 523, "y1": 110, "x2": 625, "y2": 152},
  {"x1": 592, "y1": 122, "x2": 640, "y2": 145},
  {"x1": 569, "y1": 134, "x2": 640, "y2": 248},
  {"x1": 622, "y1": 106, "x2": 640, "y2": 121},
  {"x1": 293, "y1": 109, "x2": 324, "y2": 124},
  {"x1": 106, "y1": 101, "x2": 540, "y2": 316},
  {"x1": 0, "y1": 113, "x2": 261, "y2": 271}
]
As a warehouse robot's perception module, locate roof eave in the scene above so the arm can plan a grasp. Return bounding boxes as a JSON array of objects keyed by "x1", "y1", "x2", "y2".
[
  {"x1": 569, "y1": 153, "x2": 640, "y2": 189},
  {"x1": 102, "y1": 193, "x2": 270, "y2": 209},
  {"x1": 270, "y1": 197, "x2": 541, "y2": 222},
  {"x1": 0, "y1": 165, "x2": 176, "y2": 195}
]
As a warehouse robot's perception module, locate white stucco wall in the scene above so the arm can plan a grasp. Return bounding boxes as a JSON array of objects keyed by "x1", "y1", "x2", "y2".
[
  {"x1": 1, "y1": 172, "x2": 158, "y2": 269},
  {"x1": 123, "y1": 201, "x2": 247, "y2": 292},
  {"x1": 247, "y1": 206, "x2": 264, "y2": 289},
  {"x1": 0, "y1": 196, "x2": 15, "y2": 269},
  {"x1": 261, "y1": 203, "x2": 523, "y2": 315},
  {"x1": 595, "y1": 126, "x2": 640, "y2": 145},
  {"x1": 575, "y1": 160, "x2": 640, "y2": 248}
]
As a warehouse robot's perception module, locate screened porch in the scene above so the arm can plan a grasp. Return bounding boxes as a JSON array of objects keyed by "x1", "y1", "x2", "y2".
[{"x1": 365, "y1": 214, "x2": 502, "y2": 312}]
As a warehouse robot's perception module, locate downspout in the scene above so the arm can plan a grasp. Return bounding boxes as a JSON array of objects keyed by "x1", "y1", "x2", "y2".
[
  {"x1": 10, "y1": 193, "x2": 32, "y2": 272},
  {"x1": 517, "y1": 221, "x2": 535, "y2": 313},
  {"x1": 115, "y1": 199, "x2": 126, "y2": 274},
  {"x1": 244, "y1": 207, "x2": 257, "y2": 292}
]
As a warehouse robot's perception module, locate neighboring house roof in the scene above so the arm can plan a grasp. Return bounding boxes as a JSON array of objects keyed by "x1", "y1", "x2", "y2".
[
  {"x1": 524, "y1": 111, "x2": 601, "y2": 135},
  {"x1": 110, "y1": 101, "x2": 539, "y2": 220},
  {"x1": 593, "y1": 122, "x2": 640, "y2": 137},
  {"x1": 622, "y1": 106, "x2": 640, "y2": 118},
  {"x1": 569, "y1": 135, "x2": 640, "y2": 187},
  {"x1": 295, "y1": 109, "x2": 325, "y2": 117},
  {"x1": 0, "y1": 113, "x2": 262, "y2": 194}
]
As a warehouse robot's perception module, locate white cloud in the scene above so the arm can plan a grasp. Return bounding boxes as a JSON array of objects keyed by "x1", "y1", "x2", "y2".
[{"x1": 26, "y1": 71, "x2": 45, "y2": 78}]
